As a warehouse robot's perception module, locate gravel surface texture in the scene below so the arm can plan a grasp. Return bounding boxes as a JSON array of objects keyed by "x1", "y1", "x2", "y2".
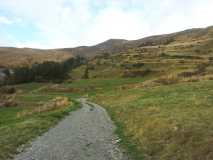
[{"x1": 13, "y1": 98, "x2": 130, "y2": 160}]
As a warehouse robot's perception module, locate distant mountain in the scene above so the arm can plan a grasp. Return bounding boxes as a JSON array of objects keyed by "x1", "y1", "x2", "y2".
[{"x1": 0, "y1": 25, "x2": 213, "y2": 68}]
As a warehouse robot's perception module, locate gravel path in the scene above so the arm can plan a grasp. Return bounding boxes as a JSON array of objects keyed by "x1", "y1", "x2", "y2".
[{"x1": 13, "y1": 98, "x2": 130, "y2": 160}]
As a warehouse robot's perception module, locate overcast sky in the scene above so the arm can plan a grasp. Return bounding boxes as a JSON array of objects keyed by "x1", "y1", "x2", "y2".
[{"x1": 0, "y1": 0, "x2": 213, "y2": 49}]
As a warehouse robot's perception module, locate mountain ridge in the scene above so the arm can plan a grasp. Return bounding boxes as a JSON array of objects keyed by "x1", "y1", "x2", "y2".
[{"x1": 0, "y1": 25, "x2": 213, "y2": 68}]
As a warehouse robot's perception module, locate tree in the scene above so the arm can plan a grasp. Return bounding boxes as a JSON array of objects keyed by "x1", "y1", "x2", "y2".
[{"x1": 82, "y1": 68, "x2": 89, "y2": 79}]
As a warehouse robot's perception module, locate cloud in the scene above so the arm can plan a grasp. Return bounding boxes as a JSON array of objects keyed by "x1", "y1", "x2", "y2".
[
  {"x1": 0, "y1": 16, "x2": 12, "y2": 25},
  {"x1": 16, "y1": 18, "x2": 22, "y2": 23},
  {"x1": 17, "y1": 41, "x2": 54, "y2": 49},
  {"x1": 0, "y1": 39, "x2": 10, "y2": 47},
  {"x1": 0, "y1": 0, "x2": 213, "y2": 49}
]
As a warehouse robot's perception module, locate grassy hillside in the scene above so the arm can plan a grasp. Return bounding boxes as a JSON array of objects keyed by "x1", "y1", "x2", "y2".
[
  {"x1": 89, "y1": 80, "x2": 213, "y2": 159},
  {"x1": 1, "y1": 25, "x2": 213, "y2": 68}
]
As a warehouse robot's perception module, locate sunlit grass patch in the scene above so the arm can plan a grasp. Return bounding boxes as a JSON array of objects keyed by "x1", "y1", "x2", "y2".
[
  {"x1": 13, "y1": 94, "x2": 59, "y2": 103},
  {"x1": 14, "y1": 83, "x2": 52, "y2": 92},
  {"x1": 89, "y1": 80, "x2": 213, "y2": 159}
]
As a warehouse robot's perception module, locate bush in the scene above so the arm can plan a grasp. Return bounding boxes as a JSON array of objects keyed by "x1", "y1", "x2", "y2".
[
  {"x1": 178, "y1": 72, "x2": 197, "y2": 77},
  {"x1": 52, "y1": 79, "x2": 57, "y2": 84},
  {"x1": 180, "y1": 60, "x2": 185, "y2": 63},
  {"x1": 88, "y1": 66, "x2": 94, "y2": 70},
  {"x1": 4, "y1": 102, "x2": 10, "y2": 107},
  {"x1": 132, "y1": 63, "x2": 145, "y2": 67},
  {"x1": 209, "y1": 57, "x2": 213, "y2": 60},
  {"x1": 158, "y1": 53, "x2": 169, "y2": 58},
  {"x1": 57, "y1": 79, "x2": 63, "y2": 84},
  {"x1": 7, "y1": 87, "x2": 16, "y2": 94},
  {"x1": 195, "y1": 49, "x2": 200, "y2": 53},
  {"x1": 35, "y1": 76, "x2": 44, "y2": 83},
  {"x1": 0, "y1": 86, "x2": 8, "y2": 94}
]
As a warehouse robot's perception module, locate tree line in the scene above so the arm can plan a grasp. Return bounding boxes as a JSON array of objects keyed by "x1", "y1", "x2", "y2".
[
  {"x1": 7, "y1": 61, "x2": 70, "y2": 85},
  {"x1": 0, "y1": 55, "x2": 87, "y2": 86}
]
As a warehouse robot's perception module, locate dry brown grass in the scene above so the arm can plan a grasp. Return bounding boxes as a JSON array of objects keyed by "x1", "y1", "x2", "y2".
[
  {"x1": 15, "y1": 97, "x2": 71, "y2": 118},
  {"x1": 157, "y1": 74, "x2": 213, "y2": 85},
  {"x1": 81, "y1": 94, "x2": 88, "y2": 98},
  {"x1": 0, "y1": 47, "x2": 76, "y2": 68}
]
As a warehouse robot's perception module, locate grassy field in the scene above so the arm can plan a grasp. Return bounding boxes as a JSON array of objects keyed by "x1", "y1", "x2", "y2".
[
  {"x1": 62, "y1": 78, "x2": 154, "y2": 88},
  {"x1": 89, "y1": 80, "x2": 213, "y2": 159},
  {"x1": 0, "y1": 107, "x2": 37, "y2": 127},
  {"x1": 14, "y1": 94, "x2": 61, "y2": 103},
  {"x1": 0, "y1": 100, "x2": 82, "y2": 159},
  {"x1": 14, "y1": 83, "x2": 52, "y2": 92},
  {"x1": 175, "y1": 64, "x2": 197, "y2": 68}
]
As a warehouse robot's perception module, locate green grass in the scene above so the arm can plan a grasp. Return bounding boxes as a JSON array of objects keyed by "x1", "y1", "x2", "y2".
[
  {"x1": 13, "y1": 94, "x2": 60, "y2": 103},
  {"x1": 37, "y1": 85, "x2": 121, "y2": 99},
  {"x1": 0, "y1": 100, "x2": 82, "y2": 159},
  {"x1": 0, "y1": 107, "x2": 37, "y2": 127},
  {"x1": 14, "y1": 83, "x2": 52, "y2": 92},
  {"x1": 62, "y1": 78, "x2": 154, "y2": 88},
  {"x1": 89, "y1": 80, "x2": 213, "y2": 159},
  {"x1": 176, "y1": 64, "x2": 197, "y2": 68}
]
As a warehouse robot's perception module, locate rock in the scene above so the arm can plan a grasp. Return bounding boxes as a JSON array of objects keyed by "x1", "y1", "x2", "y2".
[
  {"x1": 113, "y1": 139, "x2": 122, "y2": 145},
  {"x1": 0, "y1": 103, "x2": 5, "y2": 107},
  {"x1": 173, "y1": 127, "x2": 178, "y2": 131}
]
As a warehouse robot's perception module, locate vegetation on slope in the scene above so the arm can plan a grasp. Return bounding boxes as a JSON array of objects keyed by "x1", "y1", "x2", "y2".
[{"x1": 89, "y1": 80, "x2": 213, "y2": 159}]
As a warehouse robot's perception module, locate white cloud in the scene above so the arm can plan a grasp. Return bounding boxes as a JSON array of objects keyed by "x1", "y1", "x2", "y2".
[
  {"x1": 17, "y1": 42, "x2": 54, "y2": 49},
  {"x1": 17, "y1": 17, "x2": 22, "y2": 23},
  {"x1": 0, "y1": 16, "x2": 12, "y2": 25},
  {"x1": 0, "y1": 0, "x2": 213, "y2": 49}
]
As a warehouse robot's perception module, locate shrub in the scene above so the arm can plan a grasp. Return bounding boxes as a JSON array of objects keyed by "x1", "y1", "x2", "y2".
[
  {"x1": 57, "y1": 79, "x2": 63, "y2": 84},
  {"x1": 195, "y1": 49, "x2": 200, "y2": 53},
  {"x1": 132, "y1": 63, "x2": 145, "y2": 67},
  {"x1": 4, "y1": 102, "x2": 10, "y2": 107},
  {"x1": 158, "y1": 53, "x2": 169, "y2": 57},
  {"x1": 178, "y1": 72, "x2": 197, "y2": 77},
  {"x1": 35, "y1": 76, "x2": 43, "y2": 83},
  {"x1": 52, "y1": 79, "x2": 57, "y2": 84},
  {"x1": 209, "y1": 57, "x2": 213, "y2": 60},
  {"x1": 180, "y1": 60, "x2": 185, "y2": 63},
  {"x1": 197, "y1": 64, "x2": 208, "y2": 73},
  {"x1": 7, "y1": 87, "x2": 16, "y2": 94},
  {"x1": 88, "y1": 66, "x2": 94, "y2": 70},
  {"x1": 68, "y1": 81, "x2": 73, "y2": 84}
]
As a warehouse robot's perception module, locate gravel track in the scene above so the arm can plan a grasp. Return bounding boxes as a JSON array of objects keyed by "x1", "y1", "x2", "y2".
[{"x1": 13, "y1": 98, "x2": 130, "y2": 160}]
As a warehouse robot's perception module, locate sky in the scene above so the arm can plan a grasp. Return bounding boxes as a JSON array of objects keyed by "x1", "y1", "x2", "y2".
[{"x1": 0, "y1": 0, "x2": 213, "y2": 49}]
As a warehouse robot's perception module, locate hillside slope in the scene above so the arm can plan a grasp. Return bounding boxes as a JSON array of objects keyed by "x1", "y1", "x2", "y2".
[{"x1": 1, "y1": 25, "x2": 213, "y2": 68}]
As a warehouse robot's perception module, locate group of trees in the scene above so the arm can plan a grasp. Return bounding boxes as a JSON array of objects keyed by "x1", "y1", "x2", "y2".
[
  {"x1": 163, "y1": 38, "x2": 174, "y2": 45},
  {"x1": 139, "y1": 41, "x2": 154, "y2": 47},
  {"x1": 6, "y1": 61, "x2": 70, "y2": 85},
  {"x1": 94, "y1": 53, "x2": 111, "y2": 60},
  {"x1": 0, "y1": 55, "x2": 89, "y2": 86},
  {"x1": 139, "y1": 38, "x2": 175, "y2": 47},
  {"x1": 66, "y1": 55, "x2": 86, "y2": 69}
]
